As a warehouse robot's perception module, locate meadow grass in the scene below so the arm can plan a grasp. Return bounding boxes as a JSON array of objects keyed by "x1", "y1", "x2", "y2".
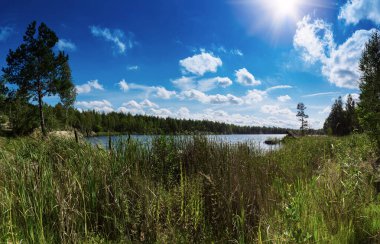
[{"x1": 0, "y1": 134, "x2": 379, "y2": 243}]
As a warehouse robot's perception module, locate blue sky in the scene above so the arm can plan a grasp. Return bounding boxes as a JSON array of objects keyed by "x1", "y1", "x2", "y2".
[{"x1": 1, "y1": 0, "x2": 379, "y2": 128}]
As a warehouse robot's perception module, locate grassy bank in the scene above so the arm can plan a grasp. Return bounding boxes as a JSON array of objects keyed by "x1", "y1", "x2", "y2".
[{"x1": 0, "y1": 134, "x2": 379, "y2": 242}]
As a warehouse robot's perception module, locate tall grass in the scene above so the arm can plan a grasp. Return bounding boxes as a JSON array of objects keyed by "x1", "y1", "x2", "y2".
[{"x1": 0, "y1": 134, "x2": 378, "y2": 242}]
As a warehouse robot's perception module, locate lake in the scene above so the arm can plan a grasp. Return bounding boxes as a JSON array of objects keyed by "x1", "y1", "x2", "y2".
[{"x1": 86, "y1": 134, "x2": 287, "y2": 151}]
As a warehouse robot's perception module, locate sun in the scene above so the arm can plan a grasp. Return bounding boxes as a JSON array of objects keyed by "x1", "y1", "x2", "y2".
[{"x1": 265, "y1": 0, "x2": 301, "y2": 21}]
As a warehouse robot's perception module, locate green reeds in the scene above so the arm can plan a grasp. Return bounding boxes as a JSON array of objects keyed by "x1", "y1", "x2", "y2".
[{"x1": 0, "y1": 134, "x2": 378, "y2": 243}]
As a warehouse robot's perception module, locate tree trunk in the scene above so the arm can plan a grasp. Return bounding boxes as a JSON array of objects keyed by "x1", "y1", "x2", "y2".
[{"x1": 38, "y1": 89, "x2": 46, "y2": 137}]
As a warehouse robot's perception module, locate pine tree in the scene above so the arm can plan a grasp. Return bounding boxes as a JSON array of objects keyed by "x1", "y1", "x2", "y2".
[
  {"x1": 296, "y1": 103, "x2": 309, "y2": 135},
  {"x1": 358, "y1": 31, "x2": 380, "y2": 151},
  {"x1": 1, "y1": 21, "x2": 75, "y2": 137},
  {"x1": 345, "y1": 94, "x2": 359, "y2": 133},
  {"x1": 324, "y1": 97, "x2": 347, "y2": 136}
]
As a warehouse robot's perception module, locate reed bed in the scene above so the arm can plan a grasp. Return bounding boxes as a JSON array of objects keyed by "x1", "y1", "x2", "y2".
[{"x1": 0, "y1": 134, "x2": 379, "y2": 243}]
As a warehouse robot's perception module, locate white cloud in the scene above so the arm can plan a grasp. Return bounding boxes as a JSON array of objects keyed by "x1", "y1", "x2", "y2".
[
  {"x1": 156, "y1": 87, "x2": 176, "y2": 99},
  {"x1": 294, "y1": 15, "x2": 376, "y2": 89},
  {"x1": 172, "y1": 76, "x2": 232, "y2": 92},
  {"x1": 231, "y1": 49, "x2": 244, "y2": 56},
  {"x1": 322, "y1": 29, "x2": 374, "y2": 89},
  {"x1": 90, "y1": 26, "x2": 134, "y2": 54},
  {"x1": 261, "y1": 105, "x2": 296, "y2": 118},
  {"x1": 127, "y1": 83, "x2": 176, "y2": 99},
  {"x1": 293, "y1": 15, "x2": 334, "y2": 64},
  {"x1": 197, "y1": 76, "x2": 233, "y2": 91},
  {"x1": 76, "y1": 100, "x2": 113, "y2": 113},
  {"x1": 118, "y1": 99, "x2": 158, "y2": 115},
  {"x1": 277, "y1": 95, "x2": 291, "y2": 102},
  {"x1": 117, "y1": 107, "x2": 145, "y2": 115},
  {"x1": 0, "y1": 26, "x2": 13, "y2": 41},
  {"x1": 244, "y1": 89, "x2": 266, "y2": 104},
  {"x1": 141, "y1": 99, "x2": 159, "y2": 108},
  {"x1": 339, "y1": 0, "x2": 380, "y2": 25},
  {"x1": 302, "y1": 92, "x2": 340, "y2": 98},
  {"x1": 180, "y1": 89, "x2": 210, "y2": 103},
  {"x1": 235, "y1": 68, "x2": 261, "y2": 86},
  {"x1": 122, "y1": 100, "x2": 142, "y2": 109},
  {"x1": 319, "y1": 106, "x2": 331, "y2": 114},
  {"x1": 177, "y1": 107, "x2": 191, "y2": 118},
  {"x1": 179, "y1": 89, "x2": 243, "y2": 105},
  {"x1": 266, "y1": 85, "x2": 292, "y2": 92},
  {"x1": 127, "y1": 65, "x2": 139, "y2": 70},
  {"x1": 57, "y1": 39, "x2": 76, "y2": 51},
  {"x1": 172, "y1": 76, "x2": 196, "y2": 90},
  {"x1": 343, "y1": 93, "x2": 360, "y2": 103},
  {"x1": 117, "y1": 99, "x2": 158, "y2": 114},
  {"x1": 149, "y1": 108, "x2": 173, "y2": 118},
  {"x1": 122, "y1": 99, "x2": 158, "y2": 109},
  {"x1": 179, "y1": 52, "x2": 222, "y2": 76},
  {"x1": 75, "y1": 80, "x2": 104, "y2": 94},
  {"x1": 213, "y1": 45, "x2": 244, "y2": 56},
  {"x1": 118, "y1": 79, "x2": 129, "y2": 92},
  {"x1": 208, "y1": 94, "x2": 243, "y2": 104}
]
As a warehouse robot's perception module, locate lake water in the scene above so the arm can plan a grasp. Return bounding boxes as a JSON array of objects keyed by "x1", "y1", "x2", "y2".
[{"x1": 86, "y1": 134, "x2": 287, "y2": 151}]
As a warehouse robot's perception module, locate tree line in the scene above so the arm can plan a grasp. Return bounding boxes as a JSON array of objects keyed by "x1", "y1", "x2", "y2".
[
  {"x1": 0, "y1": 100, "x2": 292, "y2": 136},
  {"x1": 323, "y1": 94, "x2": 359, "y2": 136}
]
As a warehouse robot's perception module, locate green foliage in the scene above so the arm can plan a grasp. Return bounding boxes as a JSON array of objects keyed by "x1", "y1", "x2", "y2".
[
  {"x1": 324, "y1": 95, "x2": 360, "y2": 136},
  {"x1": 358, "y1": 31, "x2": 380, "y2": 151},
  {"x1": 0, "y1": 134, "x2": 378, "y2": 242},
  {"x1": 1, "y1": 21, "x2": 75, "y2": 136},
  {"x1": 7, "y1": 99, "x2": 40, "y2": 135}
]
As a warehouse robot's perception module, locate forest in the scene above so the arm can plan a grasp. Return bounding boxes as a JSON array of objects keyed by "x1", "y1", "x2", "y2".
[{"x1": 0, "y1": 100, "x2": 295, "y2": 136}]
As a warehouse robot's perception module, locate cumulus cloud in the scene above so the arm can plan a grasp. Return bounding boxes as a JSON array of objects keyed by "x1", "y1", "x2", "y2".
[
  {"x1": 117, "y1": 107, "x2": 145, "y2": 115},
  {"x1": 244, "y1": 89, "x2": 266, "y2": 104},
  {"x1": 76, "y1": 100, "x2": 113, "y2": 113},
  {"x1": 118, "y1": 79, "x2": 129, "y2": 92},
  {"x1": 235, "y1": 68, "x2": 261, "y2": 86},
  {"x1": 156, "y1": 87, "x2": 177, "y2": 99},
  {"x1": 180, "y1": 89, "x2": 243, "y2": 105},
  {"x1": 118, "y1": 99, "x2": 159, "y2": 115},
  {"x1": 277, "y1": 95, "x2": 291, "y2": 102},
  {"x1": 177, "y1": 84, "x2": 292, "y2": 106},
  {"x1": 177, "y1": 107, "x2": 191, "y2": 118},
  {"x1": 339, "y1": 0, "x2": 380, "y2": 25},
  {"x1": 294, "y1": 15, "x2": 334, "y2": 64},
  {"x1": 197, "y1": 77, "x2": 233, "y2": 91},
  {"x1": 172, "y1": 76, "x2": 196, "y2": 90},
  {"x1": 90, "y1": 26, "x2": 134, "y2": 54},
  {"x1": 261, "y1": 105, "x2": 296, "y2": 118},
  {"x1": 122, "y1": 100, "x2": 142, "y2": 109},
  {"x1": 322, "y1": 29, "x2": 374, "y2": 89},
  {"x1": 172, "y1": 76, "x2": 232, "y2": 92},
  {"x1": 0, "y1": 26, "x2": 13, "y2": 41},
  {"x1": 57, "y1": 39, "x2": 76, "y2": 51},
  {"x1": 75, "y1": 80, "x2": 104, "y2": 94},
  {"x1": 294, "y1": 15, "x2": 376, "y2": 89},
  {"x1": 126, "y1": 83, "x2": 176, "y2": 99},
  {"x1": 179, "y1": 52, "x2": 222, "y2": 76},
  {"x1": 149, "y1": 108, "x2": 173, "y2": 118},
  {"x1": 141, "y1": 99, "x2": 159, "y2": 108}
]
